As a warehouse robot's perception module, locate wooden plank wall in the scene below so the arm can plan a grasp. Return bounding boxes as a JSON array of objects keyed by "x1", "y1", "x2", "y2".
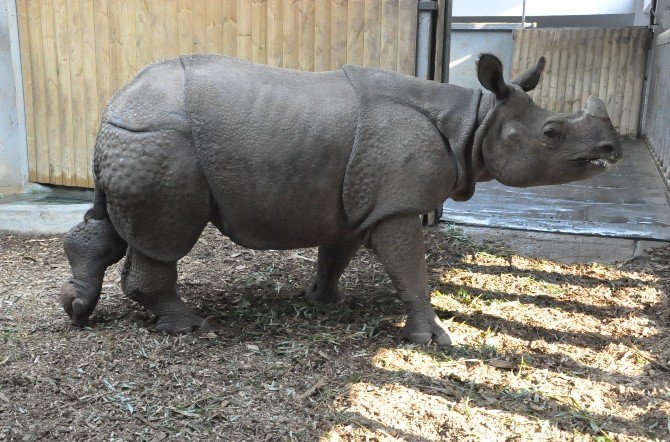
[
  {"x1": 17, "y1": 0, "x2": 418, "y2": 188},
  {"x1": 511, "y1": 27, "x2": 649, "y2": 137}
]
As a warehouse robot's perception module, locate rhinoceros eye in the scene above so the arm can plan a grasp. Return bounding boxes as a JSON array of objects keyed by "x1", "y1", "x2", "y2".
[
  {"x1": 543, "y1": 126, "x2": 558, "y2": 138},
  {"x1": 542, "y1": 123, "x2": 562, "y2": 144}
]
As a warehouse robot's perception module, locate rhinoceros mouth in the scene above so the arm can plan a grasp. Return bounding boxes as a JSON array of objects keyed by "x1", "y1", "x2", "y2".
[
  {"x1": 588, "y1": 158, "x2": 614, "y2": 169},
  {"x1": 575, "y1": 154, "x2": 620, "y2": 169}
]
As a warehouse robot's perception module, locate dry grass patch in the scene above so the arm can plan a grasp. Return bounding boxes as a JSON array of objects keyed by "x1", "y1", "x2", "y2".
[{"x1": 1, "y1": 225, "x2": 668, "y2": 440}]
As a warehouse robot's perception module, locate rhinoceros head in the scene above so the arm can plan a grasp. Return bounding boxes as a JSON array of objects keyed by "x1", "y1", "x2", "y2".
[{"x1": 475, "y1": 53, "x2": 622, "y2": 187}]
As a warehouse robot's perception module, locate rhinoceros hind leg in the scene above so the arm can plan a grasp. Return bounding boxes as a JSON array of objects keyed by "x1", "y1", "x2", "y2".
[
  {"x1": 305, "y1": 237, "x2": 363, "y2": 305},
  {"x1": 370, "y1": 215, "x2": 452, "y2": 346},
  {"x1": 121, "y1": 248, "x2": 209, "y2": 333},
  {"x1": 60, "y1": 217, "x2": 127, "y2": 327}
]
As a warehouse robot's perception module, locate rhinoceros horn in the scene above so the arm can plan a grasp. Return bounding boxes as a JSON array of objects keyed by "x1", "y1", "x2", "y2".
[{"x1": 585, "y1": 96, "x2": 609, "y2": 119}]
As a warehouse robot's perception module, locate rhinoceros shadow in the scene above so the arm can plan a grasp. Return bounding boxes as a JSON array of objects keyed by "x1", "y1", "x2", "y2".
[{"x1": 96, "y1": 226, "x2": 666, "y2": 439}]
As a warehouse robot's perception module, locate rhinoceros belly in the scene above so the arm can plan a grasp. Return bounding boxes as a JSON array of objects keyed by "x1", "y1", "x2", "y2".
[{"x1": 182, "y1": 55, "x2": 358, "y2": 249}]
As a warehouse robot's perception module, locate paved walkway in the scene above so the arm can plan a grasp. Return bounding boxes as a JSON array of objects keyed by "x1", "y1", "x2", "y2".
[
  {"x1": 442, "y1": 139, "x2": 670, "y2": 241},
  {"x1": 0, "y1": 187, "x2": 91, "y2": 234}
]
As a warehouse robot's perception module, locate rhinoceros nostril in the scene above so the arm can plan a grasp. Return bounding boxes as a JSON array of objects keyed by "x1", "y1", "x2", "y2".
[{"x1": 596, "y1": 141, "x2": 618, "y2": 154}]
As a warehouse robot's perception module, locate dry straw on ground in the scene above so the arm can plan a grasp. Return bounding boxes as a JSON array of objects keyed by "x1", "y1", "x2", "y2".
[{"x1": 1, "y1": 225, "x2": 668, "y2": 441}]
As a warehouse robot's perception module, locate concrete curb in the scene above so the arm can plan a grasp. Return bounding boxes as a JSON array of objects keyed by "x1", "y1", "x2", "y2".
[
  {"x1": 0, "y1": 203, "x2": 89, "y2": 235},
  {"x1": 452, "y1": 224, "x2": 670, "y2": 264}
]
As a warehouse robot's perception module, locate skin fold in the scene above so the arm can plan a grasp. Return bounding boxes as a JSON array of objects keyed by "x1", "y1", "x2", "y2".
[{"x1": 60, "y1": 54, "x2": 622, "y2": 345}]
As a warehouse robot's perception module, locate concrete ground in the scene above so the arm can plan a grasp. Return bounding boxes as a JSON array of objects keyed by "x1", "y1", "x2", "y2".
[
  {"x1": 0, "y1": 185, "x2": 91, "y2": 235},
  {"x1": 442, "y1": 139, "x2": 670, "y2": 241},
  {"x1": 439, "y1": 138, "x2": 670, "y2": 262},
  {"x1": 451, "y1": 224, "x2": 668, "y2": 264}
]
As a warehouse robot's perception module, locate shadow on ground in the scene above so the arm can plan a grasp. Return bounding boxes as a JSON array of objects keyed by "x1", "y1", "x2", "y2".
[{"x1": 0, "y1": 225, "x2": 668, "y2": 440}]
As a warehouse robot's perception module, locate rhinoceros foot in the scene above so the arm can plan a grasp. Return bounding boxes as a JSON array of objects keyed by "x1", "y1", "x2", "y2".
[
  {"x1": 60, "y1": 278, "x2": 101, "y2": 328},
  {"x1": 401, "y1": 315, "x2": 452, "y2": 346},
  {"x1": 155, "y1": 315, "x2": 211, "y2": 334},
  {"x1": 305, "y1": 283, "x2": 345, "y2": 305}
]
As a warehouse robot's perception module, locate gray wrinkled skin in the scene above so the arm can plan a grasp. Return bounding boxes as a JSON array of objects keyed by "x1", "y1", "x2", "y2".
[{"x1": 60, "y1": 53, "x2": 621, "y2": 345}]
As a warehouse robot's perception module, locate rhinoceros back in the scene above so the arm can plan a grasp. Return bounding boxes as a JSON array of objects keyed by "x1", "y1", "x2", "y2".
[
  {"x1": 181, "y1": 54, "x2": 358, "y2": 249},
  {"x1": 101, "y1": 58, "x2": 191, "y2": 134}
]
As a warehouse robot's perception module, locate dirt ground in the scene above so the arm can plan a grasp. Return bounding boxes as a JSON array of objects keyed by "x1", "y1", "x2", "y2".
[{"x1": 0, "y1": 224, "x2": 669, "y2": 441}]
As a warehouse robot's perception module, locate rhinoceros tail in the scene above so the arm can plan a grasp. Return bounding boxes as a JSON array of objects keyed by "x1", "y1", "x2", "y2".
[{"x1": 84, "y1": 187, "x2": 111, "y2": 222}]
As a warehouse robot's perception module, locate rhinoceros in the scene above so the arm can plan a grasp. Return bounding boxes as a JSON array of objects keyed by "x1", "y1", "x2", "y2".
[{"x1": 60, "y1": 53, "x2": 621, "y2": 345}]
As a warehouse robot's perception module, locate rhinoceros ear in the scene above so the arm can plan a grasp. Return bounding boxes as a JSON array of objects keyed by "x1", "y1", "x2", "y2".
[
  {"x1": 476, "y1": 53, "x2": 510, "y2": 100},
  {"x1": 511, "y1": 56, "x2": 546, "y2": 92}
]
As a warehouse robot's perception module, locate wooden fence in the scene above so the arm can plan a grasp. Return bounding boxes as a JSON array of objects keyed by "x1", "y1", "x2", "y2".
[
  {"x1": 511, "y1": 27, "x2": 649, "y2": 137},
  {"x1": 17, "y1": 0, "x2": 418, "y2": 188}
]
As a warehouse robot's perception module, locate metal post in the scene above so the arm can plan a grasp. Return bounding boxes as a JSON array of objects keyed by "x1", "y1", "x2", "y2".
[
  {"x1": 638, "y1": 0, "x2": 659, "y2": 138},
  {"x1": 416, "y1": 1, "x2": 438, "y2": 80},
  {"x1": 417, "y1": 0, "x2": 450, "y2": 224},
  {"x1": 440, "y1": 0, "x2": 452, "y2": 83}
]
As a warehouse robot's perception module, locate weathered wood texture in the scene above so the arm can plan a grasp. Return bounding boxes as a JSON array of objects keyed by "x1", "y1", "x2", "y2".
[
  {"x1": 511, "y1": 27, "x2": 649, "y2": 137},
  {"x1": 17, "y1": 0, "x2": 418, "y2": 187}
]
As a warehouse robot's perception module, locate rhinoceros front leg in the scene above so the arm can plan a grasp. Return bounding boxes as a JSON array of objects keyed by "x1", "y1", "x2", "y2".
[
  {"x1": 121, "y1": 248, "x2": 209, "y2": 333},
  {"x1": 370, "y1": 215, "x2": 452, "y2": 345},
  {"x1": 306, "y1": 237, "x2": 363, "y2": 305}
]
